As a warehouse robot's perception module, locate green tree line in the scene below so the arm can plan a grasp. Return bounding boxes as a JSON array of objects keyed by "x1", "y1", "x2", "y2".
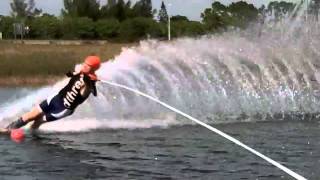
[{"x1": 0, "y1": 0, "x2": 318, "y2": 42}]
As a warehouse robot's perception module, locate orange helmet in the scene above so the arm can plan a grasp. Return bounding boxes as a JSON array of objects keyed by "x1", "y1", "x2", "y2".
[{"x1": 85, "y1": 56, "x2": 101, "y2": 70}]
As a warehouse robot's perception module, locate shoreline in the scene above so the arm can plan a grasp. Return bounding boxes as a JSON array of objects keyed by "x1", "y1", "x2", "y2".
[
  {"x1": 0, "y1": 41, "x2": 137, "y2": 87},
  {"x1": 0, "y1": 76, "x2": 63, "y2": 87}
]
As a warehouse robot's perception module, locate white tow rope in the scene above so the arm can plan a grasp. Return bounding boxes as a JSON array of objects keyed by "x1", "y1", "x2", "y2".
[{"x1": 100, "y1": 80, "x2": 307, "y2": 180}]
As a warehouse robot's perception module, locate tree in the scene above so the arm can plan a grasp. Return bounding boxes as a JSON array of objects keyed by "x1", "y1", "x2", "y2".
[
  {"x1": 26, "y1": 0, "x2": 42, "y2": 17},
  {"x1": 0, "y1": 16, "x2": 15, "y2": 38},
  {"x1": 61, "y1": 17, "x2": 95, "y2": 39},
  {"x1": 171, "y1": 15, "x2": 189, "y2": 22},
  {"x1": 28, "y1": 14, "x2": 62, "y2": 39},
  {"x1": 10, "y1": 0, "x2": 42, "y2": 18},
  {"x1": 100, "y1": 0, "x2": 116, "y2": 18},
  {"x1": 201, "y1": 1, "x2": 260, "y2": 31},
  {"x1": 309, "y1": 0, "x2": 320, "y2": 20},
  {"x1": 124, "y1": 0, "x2": 134, "y2": 18},
  {"x1": 158, "y1": 1, "x2": 168, "y2": 23},
  {"x1": 62, "y1": 0, "x2": 100, "y2": 20},
  {"x1": 119, "y1": 17, "x2": 161, "y2": 41},
  {"x1": 171, "y1": 20, "x2": 205, "y2": 37},
  {"x1": 266, "y1": 1, "x2": 296, "y2": 21},
  {"x1": 228, "y1": 1, "x2": 259, "y2": 28},
  {"x1": 10, "y1": 0, "x2": 28, "y2": 18},
  {"x1": 132, "y1": 0, "x2": 154, "y2": 18},
  {"x1": 95, "y1": 18, "x2": 120, "y2": 39},
  {"x1": 201, "y1": 2, "x2": 230, "y2": 32},
  {"x1": 115, "y1": 0, "x2": 126, "y2": 21},
  {"x1": 258, "y1": 4, "x2": 266, "y2": 17},
  {"x1": 61, "y1": 17, "x2": 77, "y2": 39},
  {"x1": 186, "y1": 21, "x2": 205, "y2": 36},
  {"x1": 100, "y1": 0, "x2": 131, "y2": 21},
  {"x1": 75, "y1": 17, "x2": 95, "y2": 38}
]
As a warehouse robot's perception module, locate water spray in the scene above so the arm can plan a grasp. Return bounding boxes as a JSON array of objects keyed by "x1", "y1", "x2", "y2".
[{"x1": 100, "y1": 80, "x2": 306, "y2": 180}]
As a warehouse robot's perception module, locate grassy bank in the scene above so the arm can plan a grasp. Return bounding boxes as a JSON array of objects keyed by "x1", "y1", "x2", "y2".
[{"x1": 0, "y1": 41, "x2": 136, "y2": 87}]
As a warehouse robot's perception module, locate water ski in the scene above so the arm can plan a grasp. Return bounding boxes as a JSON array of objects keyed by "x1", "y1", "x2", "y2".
[
  {"x1": 0, "y1": 128, "x2": 9, "y2": 134},
  {"x1": 0, "y1": 122, "x2": 34, "y2": 142},
  {"x1": 0, "y1": 128, "x2": 26, "y2": 142}
]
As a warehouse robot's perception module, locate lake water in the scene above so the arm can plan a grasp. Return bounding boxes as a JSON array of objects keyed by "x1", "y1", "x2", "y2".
[{"x1": 0, "y1": 88, "x2": 318, "y2": 180}]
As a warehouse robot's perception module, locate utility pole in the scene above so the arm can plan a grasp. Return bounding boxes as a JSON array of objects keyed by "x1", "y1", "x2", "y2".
[
  {"x1": 306, "y1": 0, "x2": 308, "y2": 21},
  {"x1": 168, "y1": 3, "x2": 171, "y2": 41}
]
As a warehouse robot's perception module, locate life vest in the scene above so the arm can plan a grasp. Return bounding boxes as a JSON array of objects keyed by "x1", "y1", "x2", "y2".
[{"x1": 58, "y1": 72, "x2": 97, "y2": 110}]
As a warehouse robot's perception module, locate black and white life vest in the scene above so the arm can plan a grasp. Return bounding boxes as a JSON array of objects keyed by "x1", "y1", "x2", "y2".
[{"x1": 58, "y1": 72, "x2": 97, "y2": 110}]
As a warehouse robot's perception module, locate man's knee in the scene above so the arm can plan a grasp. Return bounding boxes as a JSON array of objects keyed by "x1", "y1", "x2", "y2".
[{"x1": 22, "y1": 106, "x2": 44, "y2": 122}]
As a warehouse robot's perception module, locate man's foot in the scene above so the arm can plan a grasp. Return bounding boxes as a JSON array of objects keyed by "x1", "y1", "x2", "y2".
[{"x1": 6, "y1": 118, "x2": 27, "y2": 130}]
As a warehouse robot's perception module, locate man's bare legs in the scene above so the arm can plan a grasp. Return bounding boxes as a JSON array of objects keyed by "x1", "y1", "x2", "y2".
[
  {"x1": 30, "y1": 118, "x2": 46, "y2": 130},
  {"x1": 6, "y1": 105, "x2": 44, "y2": 131},
  {"x1": 21, "y1": 106, "x2": 44, "y2": 123}
]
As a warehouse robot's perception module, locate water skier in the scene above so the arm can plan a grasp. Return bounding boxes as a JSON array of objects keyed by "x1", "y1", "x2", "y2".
[{"x1": 3, "y1": 56, "x2": 101, "y2": 133}]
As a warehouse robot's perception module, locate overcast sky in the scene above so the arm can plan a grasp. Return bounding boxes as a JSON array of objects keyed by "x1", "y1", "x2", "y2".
[{"x1": 0, "y1": 0, "x2": 300, "y2": 21}]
